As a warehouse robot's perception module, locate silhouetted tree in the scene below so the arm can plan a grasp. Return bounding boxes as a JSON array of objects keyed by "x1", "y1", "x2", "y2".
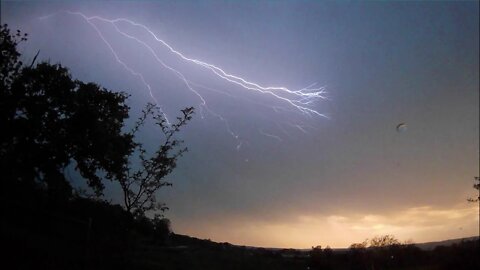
[
  {"x1": 118, "y1": 103, "x2": 194, "y2": 215},
  {"x1": 468, "y1": 176, "x2": 480, "y2": 240},
  {"x1": 2, "y1": 24, "x2": 195, "y2": 219},
  {"x1": 369, "y1": 235, "x2": 400, "y2": 248},
  {"x1": 350, "y1": 240, "x2": 368, "y2": 250},
  {"x1": 0, "y1": 24, "x2": 27, "y2": 89},
  {"x1": 310, "y1": 245, "x2": 333, "y2": 270},
  {"x1": 368, "y1": 235, "x2": 401, "y2": 270},
  {"x1": 152, "y1": 216, "x2": 171, "y2": 245},
  {"x1": 468, "y1": 177, "x2": 480, "y2": 203},
  {"x1": 349, "y1": 241, "x2": 369, "y2": 270},
  {"x1": 1, "y1": 24, "x2": 133, "y2": 200}
]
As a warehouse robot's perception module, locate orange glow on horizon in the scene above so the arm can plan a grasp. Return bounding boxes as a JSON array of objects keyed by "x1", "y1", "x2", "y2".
[{"x1": 174, "y1": 203, "x2": 478, "y2": 248}]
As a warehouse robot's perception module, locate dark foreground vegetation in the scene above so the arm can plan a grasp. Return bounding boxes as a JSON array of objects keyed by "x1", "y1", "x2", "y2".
[
  {"x1": 1, "y1": 24, "x2": 479, "y2": 270},
  {"x1": 2, "y1": 193, "x2": 479, "y2": 270}
]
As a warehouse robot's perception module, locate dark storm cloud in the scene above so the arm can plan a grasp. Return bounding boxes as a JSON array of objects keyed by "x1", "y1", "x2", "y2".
[{"x1": 2, "y1": 1, "x2": 478, "y2": 247}]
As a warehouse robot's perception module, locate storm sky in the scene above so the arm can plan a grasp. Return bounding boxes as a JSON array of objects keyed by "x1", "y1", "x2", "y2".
[{"x1": 2, "y1": 1, "x2": 478, "y2": 248}]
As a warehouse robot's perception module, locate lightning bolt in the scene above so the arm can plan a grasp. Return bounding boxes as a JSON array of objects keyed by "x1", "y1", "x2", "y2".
[
  {"x1": 259, "y1": 129, "x2": 283, "y2": 142},
  {"x1": 99, "y1": 15, "x2": 328, "y2": 117},
  {"x1": 39, "y1": 11, "x2": 327, "y2": 147}
]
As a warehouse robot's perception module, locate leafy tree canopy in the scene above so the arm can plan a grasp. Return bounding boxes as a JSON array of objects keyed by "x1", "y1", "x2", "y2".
[
  {"x1": 1, "y1": 24, "x2": 193, "y2": 216},
  {"x1": 1, "y1": 24, "x2": 133, "y2": 198}
]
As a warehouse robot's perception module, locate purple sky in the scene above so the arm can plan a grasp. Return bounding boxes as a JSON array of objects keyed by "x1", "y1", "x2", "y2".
[{"x1": 1, "y1": 1, "x2": 479, "y2": 248}]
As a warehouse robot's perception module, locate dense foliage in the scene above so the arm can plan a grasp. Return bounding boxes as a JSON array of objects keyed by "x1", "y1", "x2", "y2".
[
  {"x1": 1, "y1": 24, "x2": 133, "y2": 200},
  {"x1": 0, "y1": 24, "x2": 193, "y2": 216}
]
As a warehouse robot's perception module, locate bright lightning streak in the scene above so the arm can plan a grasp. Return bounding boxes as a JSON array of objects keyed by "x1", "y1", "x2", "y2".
[
  {"x1": 66, "y1": 11, "x2": 242, "y2": 139},
  {"x1": 42, "y1": 12, "x2": 173, "y2": 125},
  {"x1": 40, "y1": 11, "x2": 327, "y2": 147},
  {"x1": 42, "y1": 11, "x2": 326, "y2": 118},
  {"x1": 107, "y1": 17, "x2": 328, "y2": 117}
]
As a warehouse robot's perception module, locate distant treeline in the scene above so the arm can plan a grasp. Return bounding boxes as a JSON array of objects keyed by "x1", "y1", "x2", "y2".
[
  {"x1": 307, "y1": 238, "x2": 479, "y2": 270},
  {"x1": 2, "y1": 193, "x2": 478, "y2": 270}
]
